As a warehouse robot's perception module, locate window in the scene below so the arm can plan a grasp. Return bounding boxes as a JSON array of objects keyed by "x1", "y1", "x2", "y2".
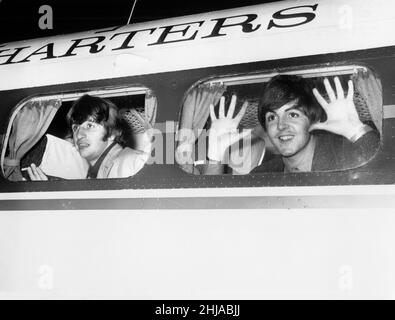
[
  {"x1": 175, "y1": 65, "x2": 382, "y2": 175},
  {"x1": 1, "y1": 86, "x2": 157, "y2": 181}
]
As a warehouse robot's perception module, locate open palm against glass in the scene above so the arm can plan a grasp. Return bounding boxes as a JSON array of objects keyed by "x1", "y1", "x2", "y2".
[
  {"x1": 208, "y1": 95, "x2": 250, "y2": 162},
  {"x1": 310, "y1": 77, "x2": 364, "y2": 140}
]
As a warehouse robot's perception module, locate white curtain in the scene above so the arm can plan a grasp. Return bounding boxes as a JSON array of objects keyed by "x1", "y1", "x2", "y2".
[
  {"x1": 352, "y1": 70, "x2": 383, "y2": 136},
  {"x1": 175, "y1": 83, "x2": 226, "y2": 174},
  {"x1": 3, "y1": 99, "x2": 61, "y2": 181}
]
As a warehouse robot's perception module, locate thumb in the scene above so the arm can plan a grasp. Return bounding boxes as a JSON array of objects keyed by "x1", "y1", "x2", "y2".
[
  {"x1": 309, "y1": 122, "x2": 328, "y2": 132},
  {"x1": 237, "y1": 129, "x2": 252, "y2": 141},
  {"x1": 230, "y1": 129, "x2": 252, "y2": 144}
]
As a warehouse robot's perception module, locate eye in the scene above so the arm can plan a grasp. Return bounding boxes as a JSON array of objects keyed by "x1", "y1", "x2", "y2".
[
  {"x1": 266, "y1": 114, "x2": 276, "y2": 122},
  {"x1": 86, "y1": 122, "x2": 96, "y2": 129},
  {"x1": 71, "y1": 124, "x2": 79, "y2": 132},
  {"x1": 288, "y1": 111, "x2": 300, "y2": 118}
]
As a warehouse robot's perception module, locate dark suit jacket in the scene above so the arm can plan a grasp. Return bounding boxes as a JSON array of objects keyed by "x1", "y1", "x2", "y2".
[{"x1": 251, "y1": 130, "x2": 380, "y2": 173}]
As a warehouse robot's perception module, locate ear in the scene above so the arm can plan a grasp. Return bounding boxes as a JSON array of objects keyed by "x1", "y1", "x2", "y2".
[
  {"x1": 108, "y1": 134, "x2": 116, "y2": 142},
  {"x1": 104, "y1": 126, "x2": 118, "y2": 142}
]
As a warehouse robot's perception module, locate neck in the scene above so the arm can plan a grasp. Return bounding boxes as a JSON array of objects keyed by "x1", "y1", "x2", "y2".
[
  {"x1": 89, "y1": 140, "x2": 115, "y2": 166},
  {"x1": 282, "y1": 135, "x2": 316, "y2": 172}
]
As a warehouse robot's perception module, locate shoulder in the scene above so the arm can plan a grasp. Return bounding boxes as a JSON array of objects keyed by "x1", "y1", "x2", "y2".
[
  {"x1": 312, "y1": 129, "x2": 380, "y2": 171},
  {"x1": 117, "y1": 146, "x2": 146, "y2": 158},
  {"x1": 104, "y1": 145, "x2": 149, "y2": 178},
  {"x1": 251, "y1": 155, "x2": 284, "y2": 173},
  {"x1": 230, "y1": 134, "x2": 266, "y2": 175},
  {"x1": 113, "y1": 146, "x2": 149, "y2": 166},
  {"x1": 314, "y1": 128, "x2": 379, "y2": 148}
]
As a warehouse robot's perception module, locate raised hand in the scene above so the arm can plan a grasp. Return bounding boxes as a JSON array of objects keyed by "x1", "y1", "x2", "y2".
[
  {"x1": 207, "y1": 95, "x2": 250, "y2": 162},
  {"x1": 309, "y1": 77, "x2": 364, "y2": 140}
]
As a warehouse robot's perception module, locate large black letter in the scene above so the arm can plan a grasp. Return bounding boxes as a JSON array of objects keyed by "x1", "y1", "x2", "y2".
[
  {"x1": 268, "y1": 4, "x2": 318, "y2": 30},
  {"x1": 59, "y1": 36, "x2": 106, "y2": 57},
  {"x1": 111, "y1": 28, "x2": 156, "y2": 51},
  {"x1": 17, "y1": 43, "x2": 57, "y2": 63},
  {"x1": 201, "y1": 14, "x2": 260, "y2": 39},
  {"x1": 0, "y1": 46, "x2": 31, "y2": 65},
  {"x1": 148, "y1": 21, "x2": 204, "y2": 46}
]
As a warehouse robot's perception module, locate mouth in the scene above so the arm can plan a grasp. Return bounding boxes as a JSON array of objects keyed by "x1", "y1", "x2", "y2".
[
  {"x1": 77, "y1": 141, "x2": 90, "y2": 149},
  {"x1": 278, "y1": 135, "x2": 294, "y2": 142}
]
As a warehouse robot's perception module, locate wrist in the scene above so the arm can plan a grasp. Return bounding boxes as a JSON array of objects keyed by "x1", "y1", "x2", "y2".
[
  {"x1": 348, "y1": 124, "x2": 373, "y2": 143},
  {"x1": 207, "y1": 134, "x2": 227, "y2": 162},
  {"x1": 206, "y1": 158, "x2": 222, "y2": 164},
  {"x1": 207, "y1": 151, "x2": 225, "y2": 162}
]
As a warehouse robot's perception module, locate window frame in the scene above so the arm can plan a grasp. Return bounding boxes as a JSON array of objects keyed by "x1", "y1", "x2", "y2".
[
  {"x1": 1, "y1": 84, "x2": 156, "y2": 179},
  {"x1": 176, "y1": 63, "x2": 382, "y2": 174}
]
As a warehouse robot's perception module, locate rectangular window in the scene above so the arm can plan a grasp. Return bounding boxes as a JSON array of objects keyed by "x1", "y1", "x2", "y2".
[
  {"x1": 1, "y1": 86, "x2": 157, "y2": 181},
  {"x1": 176, "y1": 65, "x2": 382, "y2": 175}
]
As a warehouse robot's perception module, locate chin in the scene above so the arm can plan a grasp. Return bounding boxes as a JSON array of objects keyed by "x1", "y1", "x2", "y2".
[
  {"x1": 281, "y1": 152, "x2": 297, "y2": 158},
  {"x1": 277, "y1": 147, "x2": 297, "y2": 158},
  {"x1": 78, "y1": 150, "x2": 91, "y2": 159}
]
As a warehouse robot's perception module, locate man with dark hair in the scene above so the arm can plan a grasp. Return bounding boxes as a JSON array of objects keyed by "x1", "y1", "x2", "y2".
[
  {"x1": 27, "y1": 94, "x2": 149, "y2": 180},
  {"x1": 206, "y1": 75, "x2": 379, "y2": 173}
]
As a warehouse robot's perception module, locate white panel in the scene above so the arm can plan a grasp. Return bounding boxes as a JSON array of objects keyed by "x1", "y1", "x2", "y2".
[
  {"x1": 0, "y1": 209, "x2": 394, "y2": 299},
  {"x1": 1, "y1": 184, "x2": 395, "y2": 201},
  {"x1": 0, "y1": 0, "x2": 394, "y2": 90}
]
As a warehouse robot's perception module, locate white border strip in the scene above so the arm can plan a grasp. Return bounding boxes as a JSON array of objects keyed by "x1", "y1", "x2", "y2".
[
  {"x1": 31, "y1": 87, "x2": 148, "y2": 102},
  {"x1": 384, "y1": 105, "x2": 395, "y2": 119},
  {"x1": 208, "y1": 66, "x2": 365, "y2": 86},
  {"x1": 1, "y1": 184, "x2": 395, "y2": 201}
]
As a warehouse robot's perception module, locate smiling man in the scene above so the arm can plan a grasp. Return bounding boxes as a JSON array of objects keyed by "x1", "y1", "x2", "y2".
[
  {"x1": 27, "y1": 94, "x2": 149, "y2": 180},
  {"x1": 263, "y1": 99, "x2": 317, "y2": 172},
  {"x1": 206, "y1": 75, "x2": 380, "y2": 174}
]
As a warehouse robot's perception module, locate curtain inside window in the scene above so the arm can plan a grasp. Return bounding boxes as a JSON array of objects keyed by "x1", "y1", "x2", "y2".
[
  {"x1": 352, "y1": 70, "x2": 383, "y2": 137},
  {"x1": 3, "y1": 99, "x2": 62, "y2": 181},
  {"x1": 119, "y1": 91, "x2": 157, "y2": 155},
  {"x1": 175, "y1": 83, "x2": 226, "y2": 174},
  {"x1": 120, "y1": 91, "x2": 157, "y2": 132},
  {"x1": 145, "y1": 90, "x2": 157, "y2": 128}
]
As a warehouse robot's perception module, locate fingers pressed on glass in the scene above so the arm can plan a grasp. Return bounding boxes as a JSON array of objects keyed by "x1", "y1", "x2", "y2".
[
  {"x1": 334, "y1": 77, "x2": 344, "y2": 99},
  {"x1": 219, "y1": 96, "x2": 225, "y2": 118},
  {"x1": 324, "y1": 78, "x2": 336, "y2": 102},
  {"x1": 209, "y1": 103, "x2": 216, "y2": 120},
  {"x1": 227, "y1": 95, "x2": 237, "y2": 118},
  {"x1": 313, "y1": 88, "x2": 329, "y2": 109},
  {"x1": 235, "y1": 101, "x2": 248, "y2": 122},
  {"x1": 347, "y1": 80, "x2": 354, "y2": 100}
]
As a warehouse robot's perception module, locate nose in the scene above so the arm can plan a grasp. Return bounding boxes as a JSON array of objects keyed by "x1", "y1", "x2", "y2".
[
  {"x1": 277, "y1": 115, "x2": 289, "y2": 131},
  {"x1": 74, "y1": 126, "x2": 86, "y2": 139}
]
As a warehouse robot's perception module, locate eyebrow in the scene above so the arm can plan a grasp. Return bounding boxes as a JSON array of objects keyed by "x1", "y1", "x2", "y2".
[
  {"x1": 86, "y1": 116, "x2": 97, "y2": 122},
  {"x1": 267, "y1": 106, "x2": 301, "y2": 116}
]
